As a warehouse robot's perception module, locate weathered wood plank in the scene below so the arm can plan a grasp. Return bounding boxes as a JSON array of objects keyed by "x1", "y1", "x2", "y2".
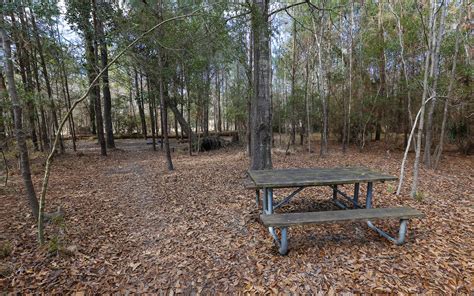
[
  {"x1": 260, "y1": 207, "x2": 424, "y2": 227},
  {"x1": 248, "y1": 167, "x2": 397, "y2": 188},
  {"x1": 243, "y1": 178, "x2": 259, "y2": 189}
]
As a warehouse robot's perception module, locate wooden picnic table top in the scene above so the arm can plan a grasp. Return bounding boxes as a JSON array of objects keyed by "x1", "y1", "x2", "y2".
[{"x1": 247, "y1": 167, "x2": 397, "y2": 188}]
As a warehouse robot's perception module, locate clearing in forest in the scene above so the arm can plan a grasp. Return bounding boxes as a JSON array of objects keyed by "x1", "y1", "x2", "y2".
[{"x1": 1, "y1": 139, "x2": 472, "y2": 293}]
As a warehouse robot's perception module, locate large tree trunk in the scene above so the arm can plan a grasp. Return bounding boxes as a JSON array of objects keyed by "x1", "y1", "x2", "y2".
[
  {"x1": 1, "y1": 11, "x2": 39, "y2": 218},
  {"x1": 85, "y1": 28, "x2": 107, "y2": 156},
  {"x1": 12, "y1": 10, "x2": 39, "y2": 152},
  {"x1": 250, "y1": 0, "x2": 272, "y2": 170},
  {"x1": 94, "y1": 1, "x2": 115, "y2": 149}
]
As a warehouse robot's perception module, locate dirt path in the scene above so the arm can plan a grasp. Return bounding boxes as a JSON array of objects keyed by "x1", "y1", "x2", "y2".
[{"x1": 1, "y1": 140, "x2": 473, "y2": 293}]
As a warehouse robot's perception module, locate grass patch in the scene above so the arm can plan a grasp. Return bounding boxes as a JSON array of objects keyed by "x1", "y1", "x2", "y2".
[
  {"x1": 0, "y1": 241, "x2": 12, "y2": 258},
  {"x1": 414, "y1": 191, "x2": 425, "y2": 202}
]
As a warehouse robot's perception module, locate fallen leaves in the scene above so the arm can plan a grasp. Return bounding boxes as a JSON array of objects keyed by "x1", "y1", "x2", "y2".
[{"x1": 0, "y1": 139, "x2": 473, "y2": 293}]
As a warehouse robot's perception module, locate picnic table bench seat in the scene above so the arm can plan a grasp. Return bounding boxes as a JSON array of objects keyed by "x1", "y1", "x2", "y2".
[{"x1": 261, "y1": 207, "x2": 424, "y2": 255}]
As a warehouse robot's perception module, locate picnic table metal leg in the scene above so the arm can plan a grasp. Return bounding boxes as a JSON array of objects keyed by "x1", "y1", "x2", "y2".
[
  {"x1": 366, "y1": 182, "x2": 373, "y2": 209},
  {"x1": 332, "y1": 185, "x2": 348, "y2": 209},
  {"x1": 354, "y1": 183, "x2": 360, "y2": 207},
  {"x1": 255, "y1": 190, "x2": 260, "y2": 208},
  {"x1": 367, "y1": 219, "x2": 409, "y2": 245},
  {"x1": 266, "y1": 188, "x2": 273, "y2": 214},
  {"x1": 262, "y1": 188, "x2": 268, "y2": 214},
  {"x1": 279, "y1": 228, "x2": 288, "y2": 255},
  {"x1": 263, "y1": 188, "x2": 288, "y2": 254}
]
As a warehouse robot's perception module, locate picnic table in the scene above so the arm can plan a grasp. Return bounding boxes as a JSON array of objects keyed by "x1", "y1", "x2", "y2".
[{"x1": 247, "y1": 167, "x2": 423, "y2": 255}]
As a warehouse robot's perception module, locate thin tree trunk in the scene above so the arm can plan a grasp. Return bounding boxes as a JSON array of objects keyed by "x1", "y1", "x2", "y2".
[
  {"x1": 388, "y1": 1, "x2": 414, "y2": 134},
  {"x1": 94, "y1": 0, "x2": 115, "y2": 149},
  {"x1": 434, "y1": 6, "x2": 462, "y2": 170},
  {"x1": 347, "y1": 0, "x2": 354, "y2": 148},
  {"x1": 311, "y1": 9, "x2": 329, "y2": 156},
  {"x1": 396, "y1": 96, "x2": 435, "y2": 195},
  {"x1": 304, "y1": 57, "x2": 311, "y2": 153},
  {"x1": 183, "y1": 67, "x2": 193, "y2": 155},
  {"x1": 247, "y1": 30, "x2": 253, "y2": 156},
  {"x1": 0, "y1": 74, "x2": 6, "y2": 144},
  {"x1": 135, "y1": 70, "x2": 147, "y2": 139},
  {"x1": 53, "y1": 19, "x2": 77, "y2": 152},
  {"x1": 424, "y1": 1, "x2": 447, "y2": 168},
  {"x1": 30, "y1": 11, "x2": 64, "y2": 153},
  {"x1": 147, "y1": 76, "x2": 157, "y2": 151},
  {"x1": 159, "y1": 65, "x2": 174, "y2": 170},
  {"x1": 411, "y1": 1, "x2": 436, "y2": 198},
  {"x1": 1, "y1": 11, "x2": 39, "y2": 218},
  {"x1": 216, "y1": 68, "x2": 222, "y2": 133},
  {"x1": 31, "y1": 49, "x2": 49, "y2": 151},
  {"x1": 375, "y1": 1, "x2": 386, "y2": 142},
  {"x1": 14, "y1": 10, "x2": 39, "y2": 152},
  {"x1": 290, "y1": 19, "x2": 297, "y2": 146}
]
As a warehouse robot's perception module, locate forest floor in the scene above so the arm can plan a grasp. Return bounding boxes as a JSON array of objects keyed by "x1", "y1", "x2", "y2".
[{"x1": 1, "y1": 139, "x2": 473, "y2": 294}]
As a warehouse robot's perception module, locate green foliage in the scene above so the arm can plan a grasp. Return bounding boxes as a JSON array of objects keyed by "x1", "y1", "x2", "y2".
[
  {"x1": 414, "y1": 191, "x2": 424, "y2": 202},
  {"x1": 47, "y1": 235, "x2": 62, "y2": 255},
  {"x1": 0, "y1": 241, "x2": 12, "y2": 258},
  {"x1": 386, "y1": 184, "x2": 394, "y2": 194}
]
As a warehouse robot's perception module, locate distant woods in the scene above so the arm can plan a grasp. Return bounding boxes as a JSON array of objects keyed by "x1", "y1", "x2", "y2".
[{"x1": 0, "y1": 1, "x2": 472, "y2": 218}]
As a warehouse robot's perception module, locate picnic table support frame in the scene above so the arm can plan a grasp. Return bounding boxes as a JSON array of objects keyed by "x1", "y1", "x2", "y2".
[
  {"x1": 262, "y1": 188, "x2": 289, "y2": 255},
  {"x1": 273, "y1": 187, "x2": 305, "y2": 210},
  {"x1": 332, "y1": 183, "x2": 364, "y2": 209},
  {"x1": 263, "y1": 188, "x2": 274, "y2": 215},
  {"x1": 255, "y1": 190, "x2": 260, "y2": 207},
  {"x1": 367, "y1": 219, "x2": 409, "y2": 245},
  {"x1": 363, "y1": 182, "x2": 407, "y2": 245}
]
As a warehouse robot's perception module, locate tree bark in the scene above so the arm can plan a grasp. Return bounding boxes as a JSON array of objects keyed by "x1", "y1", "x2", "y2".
[
  {"x1": 30, "y1": 11, "x2": 64, "y2": 153},
  {"x1": 147, "y1": 76, "x2": 157, "y2": 151},
  {"x1": 13, "y1": 10, "x2": 39, "y2": 152},
  {"x1": 290, "y1": 19, "x2": 297, "y2": 146},
  {"x1": 135, "y1": 69, "x2": 147, "y2": 138},
  {"x1": 0, "y1": 74, "x2": 7, "y2": 145},
  {"x1": 434, "y1": 6, "x2": 462, "y2": 170},
  {"x1": 310, "y1": 8, "x2": 329, "y2": 156},
  {"x1": 411, "y1": 1, "x2": 436, "y2": 198},
  {"x1": 250, "y1": 0, "x2": 272, "y2": 170},
  {"x1": 94, "y1": 0, "x2": 115, "y2": 149},
  {"x1": 85, "y1": 25, "x2": 106, "y2": 156},
  {"x1": 1, "y1": 10, "x2": 39, "y2": 218},
  {"x1": 31, "y1": 55, "x2": 50, "y2": 151},
  {"x1": 159, "y1": 61, "x2": 174, "y2": 170},
  {"x1": 424, "y1": 1, "x2": 447, "y2": 168},
  {"x1": 375, "y1": 1, "x2": 386, "y2": 142}
]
